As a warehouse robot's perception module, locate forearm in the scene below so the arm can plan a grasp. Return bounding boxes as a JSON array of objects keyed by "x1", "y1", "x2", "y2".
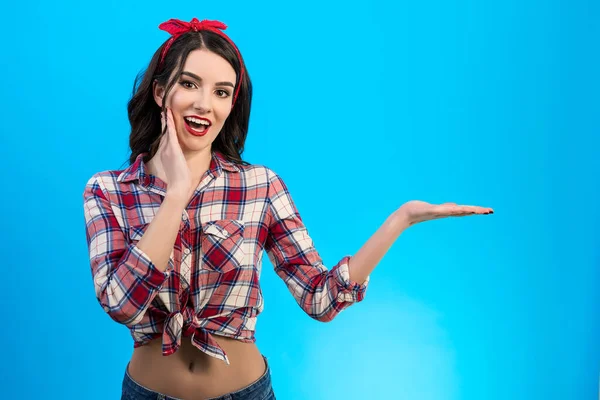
[
  {"x1": 136, "y1": 195, "x2": 187, "y2": 272},
  {"x1": 348, "y1": 210, "x2": 409, "y2": 284}
]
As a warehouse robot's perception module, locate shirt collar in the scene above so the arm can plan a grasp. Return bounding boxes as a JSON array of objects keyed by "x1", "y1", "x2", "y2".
[
  {"x1": 118, "y1": 151, "x2": 240, "y2": 184},
  {"x1": 212, "y1": 151, "x2": 241, "y2": 173}
]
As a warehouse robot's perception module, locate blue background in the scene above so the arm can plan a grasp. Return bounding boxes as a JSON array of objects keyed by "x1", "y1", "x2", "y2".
[{"x1": 2, "y1": 0, "x2": 598, "y2": 399}]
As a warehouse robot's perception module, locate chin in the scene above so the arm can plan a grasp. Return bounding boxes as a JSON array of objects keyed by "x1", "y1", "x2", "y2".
[
  {"x1": 181, "y1": 141, "x2": 212, "y2": 154},
  {"x1": 177, "y1": 127, "x2": 220, "y2": 154}
]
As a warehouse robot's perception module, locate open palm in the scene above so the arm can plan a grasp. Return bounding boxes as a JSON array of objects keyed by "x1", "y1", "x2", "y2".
[{"x1": 399, "y1": 200, "x2": 494, "y2": 226}]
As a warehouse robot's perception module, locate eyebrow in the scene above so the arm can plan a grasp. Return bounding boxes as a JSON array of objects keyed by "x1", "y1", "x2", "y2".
[{"x1": 181, "y1": 71, "x2": 235, "y2": 88}]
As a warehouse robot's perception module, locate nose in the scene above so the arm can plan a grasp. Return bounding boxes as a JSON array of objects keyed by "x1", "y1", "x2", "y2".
[{"x1": 193, "y1": 89, "x2": 212, "y2": 114}]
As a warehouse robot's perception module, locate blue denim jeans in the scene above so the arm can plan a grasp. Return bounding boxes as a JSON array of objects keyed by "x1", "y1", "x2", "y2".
[{"x1": 121, "y1": 356, "x2": 275, "y2": 400}]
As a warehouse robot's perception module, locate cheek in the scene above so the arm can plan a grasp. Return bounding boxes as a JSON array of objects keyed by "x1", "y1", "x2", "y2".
[
  {"x1": 169, "y1": 89, "x2": 189, "y2": 107},
  {"x1": 214, "y1": 104, "x2": 233, "y2": 126}
]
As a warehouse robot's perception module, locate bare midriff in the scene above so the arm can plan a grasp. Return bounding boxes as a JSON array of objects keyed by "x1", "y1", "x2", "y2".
[{"x1": 127, "y1": 335, "x2": 266, "y2": 400}]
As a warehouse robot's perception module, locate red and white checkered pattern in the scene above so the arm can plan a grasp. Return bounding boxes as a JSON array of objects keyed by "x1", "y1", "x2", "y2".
[{"x1": 83, "y1": 151, "x2": 368, "y2": 363}]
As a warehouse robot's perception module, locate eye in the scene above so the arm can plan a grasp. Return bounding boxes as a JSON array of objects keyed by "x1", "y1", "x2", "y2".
[
  {"x1": 215, "y1": 89, "x2": 231, "y2": 98},
  {"x1": 180, "y1": 80, "x2": 197, "y2": 89}
]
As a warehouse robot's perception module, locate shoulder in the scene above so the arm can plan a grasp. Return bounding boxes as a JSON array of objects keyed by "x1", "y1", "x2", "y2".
[
  {"x1": 238, "y1": 164, "x2": 295, "y2": 213},
  {"x1": 236, "y1": 162, "x2": 284, "y2": 186},
  {"x1": 83, "y1": 168, "x2": 128, "y2": 199},
  {"x1": 237, "y1": 163, "x2": 291, "y2": 192}
]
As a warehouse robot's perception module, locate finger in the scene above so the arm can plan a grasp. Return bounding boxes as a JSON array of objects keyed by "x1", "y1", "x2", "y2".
[
  {"x1": 166, "y1": 107, "x2": 178, "y2": 142},
  {"x1": 159, "y1": 127, "x2": 169, "y2": 150},
  {"x1": 433, "y1": 204, "x2": 465, "y2": 215},
  {"x1": 454, "y1": 205, "x2": 494, "y2": 215},
  {"x1": 156, "y1": 113, "x2": 169, "y2": 153},
  {"x1": 436, "y1": 204, "x2": 493, "y2": 216}
]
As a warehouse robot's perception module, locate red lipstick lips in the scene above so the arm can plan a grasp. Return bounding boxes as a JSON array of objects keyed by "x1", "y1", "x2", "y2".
[{"x1": 183, "y1": 115, "x2": 212, "y2": 137}]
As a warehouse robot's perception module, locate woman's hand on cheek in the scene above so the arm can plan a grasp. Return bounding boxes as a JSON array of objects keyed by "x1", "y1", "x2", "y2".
[{"x1": 158, "y1": 107, "x2": 196, "y2": 206}]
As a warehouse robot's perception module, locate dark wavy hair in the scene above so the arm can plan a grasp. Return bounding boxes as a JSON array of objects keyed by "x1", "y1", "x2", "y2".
[{"x1": 127, "y1": 30, "x2": 252, "y2": 166}]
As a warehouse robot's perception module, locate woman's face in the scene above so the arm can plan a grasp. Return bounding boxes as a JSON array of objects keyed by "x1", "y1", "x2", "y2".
[{"x1": 154, "y1": 49, "x2": 237, "y2": 156}]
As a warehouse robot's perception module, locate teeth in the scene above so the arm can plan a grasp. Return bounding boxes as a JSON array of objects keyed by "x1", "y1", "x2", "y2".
[{"x1": 185, "y1": 116, "x2": 210, "y2": 126}]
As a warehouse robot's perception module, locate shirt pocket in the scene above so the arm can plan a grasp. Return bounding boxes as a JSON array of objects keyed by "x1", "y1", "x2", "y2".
[{"x1": 201, "y1": 219, "x2": 247, "y2": 274}]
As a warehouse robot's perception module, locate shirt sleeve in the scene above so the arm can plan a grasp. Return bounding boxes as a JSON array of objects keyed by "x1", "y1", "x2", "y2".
[
  {"x1": 264, "y1": 169, "x2": 369, "y2": 322},
  {"x1": 83, "y1": 175, "x2": 170, "y2": 327}
]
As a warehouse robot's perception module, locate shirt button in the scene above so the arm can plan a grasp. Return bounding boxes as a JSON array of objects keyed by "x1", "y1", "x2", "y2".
[{"x1": 184, "y1": 248, "x2": 190, "y2": 255}]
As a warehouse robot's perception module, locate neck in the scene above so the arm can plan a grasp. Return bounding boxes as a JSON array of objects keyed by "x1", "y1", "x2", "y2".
[
  {"x1": 146, "y1": 147, "x2": 213, "y2": 186},
  {"x1": 183, "y1": 148, "x2": 213, "y2": 182}
]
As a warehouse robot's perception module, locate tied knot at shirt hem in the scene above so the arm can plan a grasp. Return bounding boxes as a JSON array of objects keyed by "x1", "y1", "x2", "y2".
[{"x1": 160, "y1": 312, "x2": 230, "y2": 364}]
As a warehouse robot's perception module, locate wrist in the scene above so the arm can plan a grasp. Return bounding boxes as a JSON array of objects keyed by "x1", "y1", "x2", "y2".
[{"x1": 163, "y1": 193, "x2": 189, "y2": 210}]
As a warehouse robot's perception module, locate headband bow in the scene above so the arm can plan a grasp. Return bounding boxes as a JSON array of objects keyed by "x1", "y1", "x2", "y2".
[
  {"x1": 159, "y1": 18, "x2": 227, "y2": 36},
  {"x1": 158, "y1": 18, "x2": 244, "y2": 108}
]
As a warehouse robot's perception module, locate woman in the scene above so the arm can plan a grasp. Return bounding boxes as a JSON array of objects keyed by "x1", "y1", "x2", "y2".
[{"x1": 83, "y1": 17, "x2": 493, "y2": 400}]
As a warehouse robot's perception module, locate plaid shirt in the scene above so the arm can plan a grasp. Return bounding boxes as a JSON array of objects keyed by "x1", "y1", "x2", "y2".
[{"x1": 83, "y1": 151, "x2": 369, "y2": 363}]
